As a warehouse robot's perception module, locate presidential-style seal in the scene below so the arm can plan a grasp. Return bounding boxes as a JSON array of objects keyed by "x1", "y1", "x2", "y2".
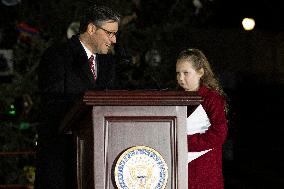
[{"x1": 114, "y1": 146, "x2": 168, "y2": 189}]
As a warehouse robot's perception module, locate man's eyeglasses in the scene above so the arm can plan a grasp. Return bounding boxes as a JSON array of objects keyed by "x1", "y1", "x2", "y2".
[{"x1": 96, "y1": 25, "x2": 117, "y2": 38}]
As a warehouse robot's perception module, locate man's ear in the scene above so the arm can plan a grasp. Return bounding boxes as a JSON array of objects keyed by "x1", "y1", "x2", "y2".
[{"x1": 87, "y1": 23, "x2": 96, "y2": 34}]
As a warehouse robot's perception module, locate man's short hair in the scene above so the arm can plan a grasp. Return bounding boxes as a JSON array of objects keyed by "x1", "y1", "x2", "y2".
[{"x1": 79, "y1": 5, "x2": 121, "y2": 33}]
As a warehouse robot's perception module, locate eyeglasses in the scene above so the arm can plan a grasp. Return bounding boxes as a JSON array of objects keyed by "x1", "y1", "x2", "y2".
[{"x1": 96, "y1": 25, "x2": 117, "y2": 38}]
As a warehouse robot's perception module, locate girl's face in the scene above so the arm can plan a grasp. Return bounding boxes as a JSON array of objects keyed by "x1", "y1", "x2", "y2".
[{"x1": 176, "y1": 59, "x2": 204, "y2": 91}]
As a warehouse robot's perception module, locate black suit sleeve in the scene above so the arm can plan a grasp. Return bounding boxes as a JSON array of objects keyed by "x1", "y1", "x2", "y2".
[{"x1": 38, "y1": 45, "x2": 74, "y2": 137}]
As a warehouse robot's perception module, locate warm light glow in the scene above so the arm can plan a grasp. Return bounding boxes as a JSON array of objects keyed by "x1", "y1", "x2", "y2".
[{"x1": 242, "y1": 18, "x2": 255, "y2": 31}]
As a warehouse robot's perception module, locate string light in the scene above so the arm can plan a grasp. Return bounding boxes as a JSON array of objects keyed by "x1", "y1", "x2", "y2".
[{"x1": 8, "y1": 104, "x2": 16, "y2": 115}]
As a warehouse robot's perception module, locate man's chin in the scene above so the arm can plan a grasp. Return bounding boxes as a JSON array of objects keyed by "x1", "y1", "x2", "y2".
[{"x1": 98, "y1": 49, "x2": 109, "y2": 54}]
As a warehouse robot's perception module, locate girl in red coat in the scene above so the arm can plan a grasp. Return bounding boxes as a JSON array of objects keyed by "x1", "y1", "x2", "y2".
[{"x1": 176, "y1": 48, "x2": 228, "y2": 189}]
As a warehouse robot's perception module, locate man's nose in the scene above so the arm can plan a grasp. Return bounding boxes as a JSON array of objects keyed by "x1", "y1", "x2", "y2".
[{"x1": 111, "y1": 36, "x2": 116, "y2": 44}]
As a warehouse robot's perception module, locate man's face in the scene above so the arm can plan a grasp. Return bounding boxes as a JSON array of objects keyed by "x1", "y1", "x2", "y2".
[{"x1": 90, "y1": 21, "x2": 118, "y2": 54}]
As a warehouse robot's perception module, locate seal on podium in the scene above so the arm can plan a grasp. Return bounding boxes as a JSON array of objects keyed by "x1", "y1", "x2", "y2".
[{"x1": 114, "y1": 145, "x2": 168, "y2": 189}]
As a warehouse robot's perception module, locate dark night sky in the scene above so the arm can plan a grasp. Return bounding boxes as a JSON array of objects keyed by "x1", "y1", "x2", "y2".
[
  {"x1": 0, "y1": 0, "x2": 283, "y2": 31},
  {"x1": 209, "y1": 0, "x2": 283, "y2": 31}
]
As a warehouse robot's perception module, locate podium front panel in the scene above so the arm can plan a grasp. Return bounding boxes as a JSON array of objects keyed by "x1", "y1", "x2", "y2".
[{"x1": 92, "y1": 106, "x2": 188, "y2": 189}]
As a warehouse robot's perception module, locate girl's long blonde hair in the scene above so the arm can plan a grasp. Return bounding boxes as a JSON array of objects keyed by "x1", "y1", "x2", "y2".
[{"x1": 177, "y1": 48, "x2": 228, "y2": 111}]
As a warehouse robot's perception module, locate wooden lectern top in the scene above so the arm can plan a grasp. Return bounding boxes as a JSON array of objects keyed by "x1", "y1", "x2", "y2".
[{"x1": 83, "y1": 90, "x2": 202, "y2": 106}]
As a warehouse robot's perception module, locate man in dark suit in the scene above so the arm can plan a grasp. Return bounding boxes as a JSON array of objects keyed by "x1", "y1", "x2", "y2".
[{"x1": 36, "y1": 5, "x2": 120, "y2": 189}]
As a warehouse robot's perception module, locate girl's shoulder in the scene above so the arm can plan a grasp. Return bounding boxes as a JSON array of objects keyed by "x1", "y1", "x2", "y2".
[
  {"x1": 198, "y1": 85, "x2": 220, "y2": 97},
  {"x1": 198, "y1": 85, "x2": 225, "y2": 103},
  {"x1": 198, "y1": 86, "x2": 227, "y2": 115}
]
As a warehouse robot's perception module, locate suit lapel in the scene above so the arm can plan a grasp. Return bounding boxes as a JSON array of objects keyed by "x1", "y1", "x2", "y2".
[{"x1": 69, "y1": 35, "x2": 97, "y2": 86}]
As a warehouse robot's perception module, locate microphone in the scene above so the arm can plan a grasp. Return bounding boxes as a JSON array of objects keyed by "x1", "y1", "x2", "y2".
[{"x1": 114, "y1": 43, "x2": 131, "y2": 64}]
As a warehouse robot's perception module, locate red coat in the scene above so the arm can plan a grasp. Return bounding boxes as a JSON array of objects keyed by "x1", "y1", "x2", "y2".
[{"x1": 188, "y1": 85, "x2": 228, "y2": 189}]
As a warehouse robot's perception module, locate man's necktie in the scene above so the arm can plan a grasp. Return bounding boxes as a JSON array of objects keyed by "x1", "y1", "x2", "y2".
[{"x1": 89, "y1": 55, "x2": 97, "y2": 80}]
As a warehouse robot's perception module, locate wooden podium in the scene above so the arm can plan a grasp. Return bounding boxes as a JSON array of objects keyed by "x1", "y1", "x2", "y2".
[{"x1": 60, "y1": 90, "x2": 202, "y2": 189}]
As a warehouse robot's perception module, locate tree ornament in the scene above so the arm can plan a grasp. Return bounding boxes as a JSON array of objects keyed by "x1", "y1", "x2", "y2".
[
  {"x1": 1, "y1": 0, "x2": 21, "y2": 6},
  {"x1": 67, "y1": 22, "x2": 80, "y2": 39},
  {"x1": 145, "y1": 48, "x2": 161, "y2": 67}
]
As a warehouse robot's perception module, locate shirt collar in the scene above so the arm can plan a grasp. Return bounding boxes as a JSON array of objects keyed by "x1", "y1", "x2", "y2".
[{"x1": 79, "y1": 40, "x2": 95, "y2": 59}]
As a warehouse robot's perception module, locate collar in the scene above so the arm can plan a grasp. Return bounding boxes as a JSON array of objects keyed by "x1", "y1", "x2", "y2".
[{"x1": 79, "y1": 40, "x2": 96, "y2": 60}]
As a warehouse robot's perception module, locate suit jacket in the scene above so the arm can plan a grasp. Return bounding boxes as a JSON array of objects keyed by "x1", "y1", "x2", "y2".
[
  {"x1": 36, "y1": 35, "x2": 117, "y2": 189},
  {"x1": 187, "y1": 85, "x2": 228, "y2": 189}
]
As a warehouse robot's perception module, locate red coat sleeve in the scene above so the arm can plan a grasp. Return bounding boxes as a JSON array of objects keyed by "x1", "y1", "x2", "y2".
[{"x1": 187, "y1": 91, "x2": 228, "y2": 152}]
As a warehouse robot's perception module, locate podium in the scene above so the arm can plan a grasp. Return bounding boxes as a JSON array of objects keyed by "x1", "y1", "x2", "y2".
[{"x1": 60, "y1": 90, "x2": 202, "y2": 189}]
